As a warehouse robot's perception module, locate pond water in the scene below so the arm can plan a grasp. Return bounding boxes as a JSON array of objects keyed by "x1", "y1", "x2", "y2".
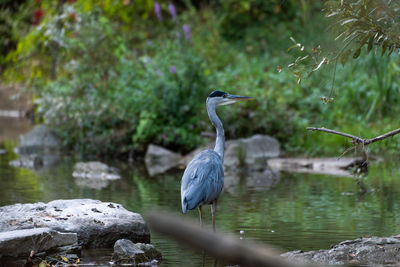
[{"x1": 1, "y1": 122, "x2": 400, "y2": 266}]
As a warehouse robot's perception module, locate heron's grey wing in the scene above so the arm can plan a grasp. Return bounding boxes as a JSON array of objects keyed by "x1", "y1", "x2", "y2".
[{"x1": 181, "y1": 150, "x2": 224, "y2": 213}]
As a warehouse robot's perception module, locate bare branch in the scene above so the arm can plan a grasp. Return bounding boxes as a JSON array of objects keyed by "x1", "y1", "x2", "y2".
[
  {"x1": 364, "y1": 128, "x2": 400, "y2": 145},
  {"x1": 307, "y1": 126, "x2": 400, "y2": 146},
  {"x1": 307, "y1": 127, "x2": 364, "y2": 144},
  {"x1": 146, "y1": 211, "x2": 299, "y2": 267}
]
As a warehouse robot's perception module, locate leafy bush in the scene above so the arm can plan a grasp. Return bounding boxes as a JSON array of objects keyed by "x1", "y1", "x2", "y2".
[
  {"x1": 4, "y1": 0, "x2": 400, "y2": 157},
  {"x1": 34, "y1": 7, "x2": 210, "y2": 155}
]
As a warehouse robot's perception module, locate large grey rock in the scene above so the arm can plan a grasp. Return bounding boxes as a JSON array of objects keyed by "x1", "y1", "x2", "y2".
[
  {"x1": 72, "y1": 161, "x2": 120, "y2": 180},
  {"x1": 112, "y1": 239, "x2": 162, "y2": 265},
  {"x1": 0, "y1": 228, "x2": 77, "y2": 258},
  {"x1": 17, "y1": 125, "x2": 61, "y2": 154},
  {"x1": 0, "y1": 199, "x2": 150, "y2": 248},
  {"x1": 224, "y1": 135, "x2": 280, "y2": 171},
  {"x1": 281, "y1": 236, "x2": 400, "y2": 265},
  {"x1": 145, "y1": 144, "x2": 183, "y2": 176}
]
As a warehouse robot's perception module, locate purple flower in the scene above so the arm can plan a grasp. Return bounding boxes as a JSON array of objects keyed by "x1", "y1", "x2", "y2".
[
  {"x1": 154, "y1": 2, "x2": 162, "y2": 21},
  {"x1": 183, "y1": 24, "x2": 191, "y2": 40},
  {"x1": 170, "y1": 65, "x2": 177, "y2": 74},
  {"x1": 168, "y1": 3, "x2": 177, "y2": 22}
]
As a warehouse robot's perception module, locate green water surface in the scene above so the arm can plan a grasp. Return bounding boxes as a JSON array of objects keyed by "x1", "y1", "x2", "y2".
[{"x1": 1, "y1": 140, "x2": 400, "y2": 266}]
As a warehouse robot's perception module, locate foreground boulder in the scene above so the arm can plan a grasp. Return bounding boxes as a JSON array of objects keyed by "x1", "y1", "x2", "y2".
[
  {"x1": 0, "y1": 228, "x2": 77, "y2": 258},
  {"x1": 112, "y1": 239, "x2": 162, "y2": 265},
  {"x1": 145, "y1": 144, "x2": 183, "y2": 176},
  {"x1": 281, "y1": 235, "x2": 400, "y2": 265},
  {"x1": 72, "y1": 161, "x2": 120, "y2": 180},
  {"x1": 0, "y1": 199, "x2": 150, "y2": 248}
]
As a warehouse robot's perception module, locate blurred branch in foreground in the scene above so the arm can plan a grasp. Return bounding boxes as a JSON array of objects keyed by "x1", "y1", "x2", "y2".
[
  {"x1": 307, "y1": 127, "x2": 400, "y2": 146},
  {"x1": 146, "y1": 211, "x2": 303, "y2": 267}
]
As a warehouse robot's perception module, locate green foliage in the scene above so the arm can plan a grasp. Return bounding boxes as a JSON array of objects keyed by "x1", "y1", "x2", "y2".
[
  {"x1": 32, "y1": 6, "x2": 210, "y2": 155},
  {"x1": 0, "y1": 0, "x2": 34, "y2": 72},
  {"x1": 326, "y1": 0, "x2": 400, "y2": 58},
  {"x1": 3, "y1": 0, "x2": 400, "y2": 157}
]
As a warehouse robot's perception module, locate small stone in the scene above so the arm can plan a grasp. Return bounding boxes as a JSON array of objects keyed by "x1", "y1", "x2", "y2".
[
  {"x1": 112, "y1": 239, "x2": 162, "y2": 264},
  {"x1": 72, "y1": 161, "x2": 120, "y2": 180}
]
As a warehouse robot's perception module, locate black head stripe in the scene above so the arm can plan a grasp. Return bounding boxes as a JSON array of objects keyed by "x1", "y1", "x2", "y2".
[{"x1": 208, "y1": 90, "x2": 227, "y2": 98}]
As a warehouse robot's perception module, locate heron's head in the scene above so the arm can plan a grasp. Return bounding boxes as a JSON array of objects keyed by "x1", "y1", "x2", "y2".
[{"x1": 207, "y1": 90, "x2": 251, "y2": 106}]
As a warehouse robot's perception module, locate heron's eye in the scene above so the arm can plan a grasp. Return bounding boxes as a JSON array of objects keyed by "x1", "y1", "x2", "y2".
[{"x1": 223, "y1": 94, "x2": 227, "y2": 98}]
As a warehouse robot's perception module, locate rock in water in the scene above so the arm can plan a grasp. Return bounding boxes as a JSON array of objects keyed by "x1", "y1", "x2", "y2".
[
  {"x1": 281, "y1": 236, "x2": 400, "y2": 265},
  {"x1": 0, "y1": 228, "x2": 77, "y2": 258},
  {"x1": 0, "y1": 199, "x2": 150, "y2": 248},
  {"x1": 224, "y1": 135, "x2": 280, "y2": 171},
  {"x1": 112, "y1": 239, "x2": 162, "y2": 265},
  {"x1": 10, "y1": 125, "x2": 61, "y2": 169},
  {"x1": 144, "y1": 144, "x2": 183, "y2": 176},
  {"x1": 72, "y1": 161, "x2": 120, "y2": 180},
  {"x1": 17, "y1": 125, "x2": 61, "y2": 154}
]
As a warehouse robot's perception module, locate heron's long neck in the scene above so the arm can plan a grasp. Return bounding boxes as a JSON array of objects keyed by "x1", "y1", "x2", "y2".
[{"x1": 207, "y1": 101, "x2": 224, "y2": 160}]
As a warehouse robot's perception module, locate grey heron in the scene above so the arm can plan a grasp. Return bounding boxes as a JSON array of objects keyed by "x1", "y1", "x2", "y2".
[{"x1": 181, "y1": 90, "x2": 251, "y2": 232}]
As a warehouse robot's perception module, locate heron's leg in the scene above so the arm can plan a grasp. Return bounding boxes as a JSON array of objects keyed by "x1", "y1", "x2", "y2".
[
  {"x1": 198, "y1": 205, "x2": 203, "y2": 227},
  {"x1": 211, "y1": 201, "x2": 217, "y2": 232}
]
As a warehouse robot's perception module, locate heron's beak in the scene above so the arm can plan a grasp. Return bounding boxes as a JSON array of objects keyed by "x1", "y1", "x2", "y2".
[{"x1": 218, "y1": 94, "x2": 252, "y2": 106}]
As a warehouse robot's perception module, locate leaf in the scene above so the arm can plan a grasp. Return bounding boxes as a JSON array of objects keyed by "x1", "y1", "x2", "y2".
[
  {"x1": 381, "y1": 41, "x2": 388, "y2": 56},
  {"x1": 353, "y1": 47, "x2": 361, "y2": 59},
  {"x1": 75, "y1": 258, "x2": 80, "y2": 264},
  {"x1": 293, "y1": 72, "x2": 301, "y2": 84},
  {"x1": 387, "y1": 45, "x2": 395, "y2": 57},
  {"x1": 360, "y1": 34, "x2": 371, "y2": 47},
  {"x1": 61, "y1": 256, "x2": 69, "y2": 262},
  {"x1": 340, "y1": 49, "x2": 351, "y2": 66},
  {"x1": 326, "y1": 11, "x2": 339, "y2": 17},
  {"x1": 308, "y1": 57, "x2": 327, "y2": 77},
  {"x1": 341, "y1": 18, "x2": 358, "y2": 25},
  {"x1": 367, "y1": 35, "x2": 374, "y2": 53}
]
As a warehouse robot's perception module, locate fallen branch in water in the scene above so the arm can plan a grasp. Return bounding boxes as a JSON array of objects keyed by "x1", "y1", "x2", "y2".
[
  {"x1": 146, "y1": 211, "x2": 301, "y2": 267},
  {"x1": 306, "y1": 127, "x2": 400, "y2": 146}
]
